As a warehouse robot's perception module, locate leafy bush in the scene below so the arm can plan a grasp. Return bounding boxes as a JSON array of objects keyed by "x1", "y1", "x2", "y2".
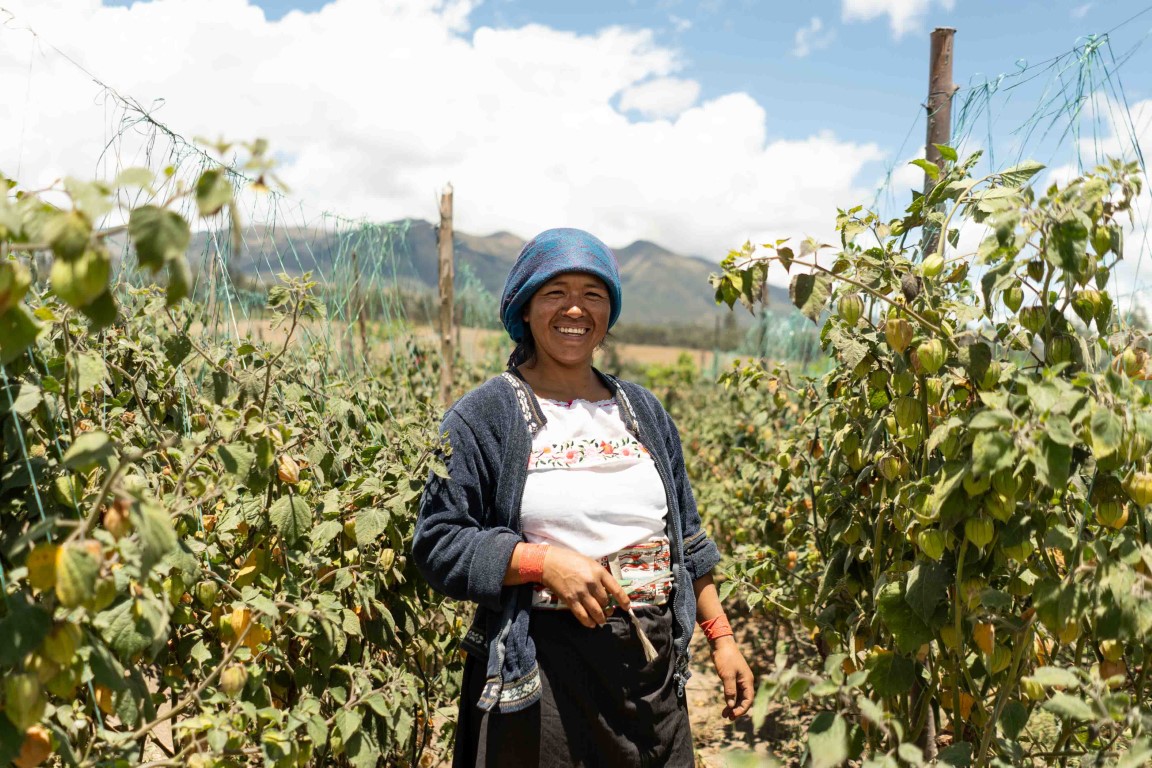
[
  {"x1": 709, "y1": 153, "x2": 1152, "y2": 766},
  {"x1": 0, "y1": 160, "x2": 466, "y2": 766}
]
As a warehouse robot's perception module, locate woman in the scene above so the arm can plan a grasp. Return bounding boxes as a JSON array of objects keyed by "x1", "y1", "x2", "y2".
[{"x1": 413, "y1": 228, "x2": 753, "y2": 766}]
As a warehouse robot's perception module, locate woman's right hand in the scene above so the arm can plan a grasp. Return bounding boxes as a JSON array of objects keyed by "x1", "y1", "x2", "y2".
[{"x1": 541, "y1": 547, "x2": 631, "y2": 629}]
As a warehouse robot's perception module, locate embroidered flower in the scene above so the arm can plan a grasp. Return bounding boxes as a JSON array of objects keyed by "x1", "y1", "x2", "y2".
[{"x1": 528, "y1": 436, "x2": 650, "y2": 469}]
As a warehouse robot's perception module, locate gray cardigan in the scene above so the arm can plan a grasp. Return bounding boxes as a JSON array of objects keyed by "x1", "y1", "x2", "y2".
[{"x1": 412, "y1": 370, "x2": 721, "y2": 713}]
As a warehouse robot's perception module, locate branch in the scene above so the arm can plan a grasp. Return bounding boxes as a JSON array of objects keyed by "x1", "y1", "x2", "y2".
[{"x1": 126, "y1": 622, "x2": 254, "y2": 743}]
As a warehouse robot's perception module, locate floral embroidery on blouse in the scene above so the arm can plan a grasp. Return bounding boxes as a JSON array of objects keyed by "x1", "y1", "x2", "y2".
[{"x1": 529, "y1": 437, "x2": 650, "y2": 469}]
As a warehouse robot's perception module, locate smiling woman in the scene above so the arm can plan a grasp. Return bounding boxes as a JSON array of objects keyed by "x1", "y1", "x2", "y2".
[
  {"x1": 413, "y1": 228, "x2": 754, "y2": 766},
  {"x1": 517, "y1": 272, "x2": 612, "y2": 393}
]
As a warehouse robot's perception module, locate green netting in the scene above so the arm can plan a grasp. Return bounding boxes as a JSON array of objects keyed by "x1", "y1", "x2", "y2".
[{"x1": 748, "y1": 15, "x2": 1152, "y2": 364}]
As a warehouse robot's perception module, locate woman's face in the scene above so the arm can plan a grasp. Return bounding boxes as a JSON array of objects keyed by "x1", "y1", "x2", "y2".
[{"x1": 523, "y1": 272, "x2": 611, "y2": 369}]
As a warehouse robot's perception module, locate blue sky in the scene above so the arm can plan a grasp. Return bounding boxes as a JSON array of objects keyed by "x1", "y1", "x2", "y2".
[
  {"x1": 10, "y1": 0, "x2": 1152, "y2": 266},
  {"x1": 112, "y1": 0, "x2": 1152, "y2": 155}
]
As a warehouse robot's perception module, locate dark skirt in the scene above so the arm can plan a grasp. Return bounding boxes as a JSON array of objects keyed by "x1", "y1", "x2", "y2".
[{"x1": 454, "y1": 604, "x2": 694, "y2": 767}]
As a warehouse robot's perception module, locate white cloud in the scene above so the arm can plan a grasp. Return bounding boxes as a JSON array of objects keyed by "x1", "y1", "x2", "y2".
[
  {"x1": 841, "y1": 0, "x2": 955, "y2": 39},
  {"x1": 618, "y1": 77, "x2": 701, "y2": 119},
  {"x1": 669, "y1": 14, "x2": 692, "y2": 33},
  {"x1": 793, "y1": 17, "x2": 835, "y2": 58},
  {"x1": 1071, "y1": 3, "x2": 1093, "y2": 19},
  {"x1": 1, "y1": 0, "x2": 885, "y2": 259}
]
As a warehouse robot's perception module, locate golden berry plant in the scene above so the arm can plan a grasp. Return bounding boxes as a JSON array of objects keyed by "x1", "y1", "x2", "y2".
[
  {"x1": 709, "y1": 151, "x2": 1152, "y2": 766},
  {"x1": 0, "y1": 146, "x2": 466, "y2": 766}
]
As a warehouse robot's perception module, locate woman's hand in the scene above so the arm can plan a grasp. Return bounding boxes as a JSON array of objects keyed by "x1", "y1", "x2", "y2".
[
  {"x1": 541, "y1": 547, "x2": 631, "y2": 629},
  {"x1": 710, "y1": 636, "x2": 754, "y2": 720}
]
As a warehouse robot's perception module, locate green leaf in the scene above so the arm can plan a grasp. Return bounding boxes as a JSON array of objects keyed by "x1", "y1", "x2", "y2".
[
  {"x1": 95, "y1": 598, "x2": 166, "y2": 661},
  {"x1": 897, "y1": 743, "x2": 925, "y2": 765},
  {"x1": 777, "y1": 246, "x2": 794, "y2": 272},
  {"x1": 866, "y1": 652, "x2": 916, "y2": 697},
  {"x1": 1043, "y1": 692, "x2": 1096, "y2": 722},
  {"x1": 114, "y1": 167, "x2": 154, "y2": 189},
  {"x1": 50, "y1": 247, "x2": 110, "y2": 308},
  {"x1": 1045, "y1": 416, "x2": 1078, "y2": 447},
  {"x1": 345, "y1": 727, "x2": 380, "y2": 768},
  {"x1": 934, "y1": 144, "x2": 959, "y2": 162},
  {"x1": 1045, "y1": 212, "x2": 1089, "y2": 272},
  {"x1": 905, "y1": 560, "x2": 949, "y2": 626},
  {"x1": 155, "y1": 338, "x2": 191, "y2": 372},
  {"x1": 133, "y1": 501, "x2": 177, "y2": 577},
  {"x1": 78, "y1": 289, "x2": 118, "y2": 331},
  {"x1": 999, "y1": 700, "x2": 1030, "y2": 739},
  {"x1": 999, "y1": 160, "x2": 1045, "y2": 188},
  {"x1": 334, "y1": 708, "x2": 362, "y2": 745},
  {"x1": 1090, "y1": 407, "x2": 1123, "y2": 458},
  {"x1": 958, "y1": 342, "x2": 992, "y2": 383},
  {"x1": 270, "y1": 495, "x2": 312, "y2": 546},
  {"x1": 56, "y1": 543, "x2": 100, "y2": 608},
  {"x1": 195, "y1": 169, "x2": 233, "y2": 216},
  {"x1": 218, "y1": 444, "x2": 256, "y2": 480},
  {"x1": 972, "y1": 431, "x2": 1017, "y2": 476},
  {"x1": 0, "y1": 601, "x2": 52, "y2": 665},
  {"x1": 63, "y1": 178, "x2": 113, "y2": 219},
  {"x1": 70, "y1": 351, "x2": 108, "y2": 394},
  {"x1": 128, "y1": 205, "x2": 191, "y2": 272},
  {"x1": 10, "y1": 382, "x2": 41, "y2": 415},
  {"x1": 911, "y1": 158, "x2": 940, "y2": 180},
  {"x1": 43, "y1": 209, "x2": 92, "y2": 259},
  {"x1": 63, "y1": 430, "x2": 115, "y2": 472},
  {"x1": 1036, "y1": 437, "x2": 1072, "y2": 492},
  {"x1": 0, "y1": 304, "x2": 42, "y2": 364},
  {"x1": 311, "y1": 520, "x2": 343, "y2": 552},
  {"x1": 790, "y1": 272, "x2": 832, "y2": 324},
  {"x1": 306, "y1": 713, "x2": 328, "y2": 750},
  {"x1": 355, "y1": 507, "x2": 390, "y2": 550},
  {"x1": 936, "y1": 743, "x2": 972, "y2": 768},
  {"x1": 0, "y1": 716, "x2": 20, "y2": 766},
  {"x1": 165, "y1": 257, "x2": 191, "y2": 307},
  {"x1": 1026, "y1": 666, "x2": 1080, "y2": 689},
  {"x1": 807, "y1": 711, "x2": 849, "y2": 768}
]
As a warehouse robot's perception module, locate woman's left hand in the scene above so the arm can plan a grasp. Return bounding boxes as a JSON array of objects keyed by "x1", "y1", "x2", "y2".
[{"x1": 710, "y1": 637, "x2": 754, "y2": 720}]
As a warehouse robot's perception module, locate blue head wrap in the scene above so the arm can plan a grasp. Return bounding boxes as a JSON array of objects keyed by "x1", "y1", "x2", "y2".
[{"x1": 500, "y1": 228, "x2": 622, "y2": 343}]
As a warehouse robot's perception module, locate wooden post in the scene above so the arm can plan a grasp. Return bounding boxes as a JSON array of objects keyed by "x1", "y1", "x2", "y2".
[
  {"x1": 924, "y1": 27, "x2": 956, "y2": 189},
  {"x1": 437, "y1": 184, "x2": 455, "y2": 407},
  {"x1": 922, "y1": 27, "x2": 956, "y2": 260}
]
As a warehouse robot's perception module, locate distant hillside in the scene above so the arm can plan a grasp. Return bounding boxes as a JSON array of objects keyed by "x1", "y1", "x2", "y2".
[{"x1": 187, "y1": 220, "x2": 790, "y2": 328}]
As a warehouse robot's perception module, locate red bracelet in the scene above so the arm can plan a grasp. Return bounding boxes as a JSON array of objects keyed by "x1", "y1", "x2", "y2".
[
  {"x1": 518, "y1": 543, "x2": 549, "y2": 583},
  {"x1": 700, "y1": 615, "x2": 734, "y2": 643}
]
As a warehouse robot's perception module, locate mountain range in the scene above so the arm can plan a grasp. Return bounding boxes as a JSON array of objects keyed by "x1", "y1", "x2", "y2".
[{"x1": 191, "y1": 220, "x2": 790, "y2": 328}]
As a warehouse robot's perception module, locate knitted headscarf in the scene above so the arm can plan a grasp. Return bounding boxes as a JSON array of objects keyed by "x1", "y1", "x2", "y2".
[{"x1": 499, "y1": 228, "x2": 622, "y2": 343}]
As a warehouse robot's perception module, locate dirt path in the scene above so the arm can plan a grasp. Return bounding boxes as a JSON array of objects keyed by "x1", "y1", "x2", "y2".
[{"x1": 689, "y1": 607, "x2": 821, "y2": 768}]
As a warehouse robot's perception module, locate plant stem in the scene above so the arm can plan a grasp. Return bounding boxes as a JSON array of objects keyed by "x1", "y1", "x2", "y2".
[
  {"x1": 757, "y1": 254, "x2": 956, "y2": 349},
  {"x1": 951, "y1": 539, "x2": 968, "y2": 738}
]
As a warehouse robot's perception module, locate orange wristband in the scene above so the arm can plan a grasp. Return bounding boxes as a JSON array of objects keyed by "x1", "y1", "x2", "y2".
[
  {"x1": 700, "y1": 615, "x2": 734, "y2": 643},
  {"x1": 518, "y1": 543, "x2": 549, "y2": 583}
]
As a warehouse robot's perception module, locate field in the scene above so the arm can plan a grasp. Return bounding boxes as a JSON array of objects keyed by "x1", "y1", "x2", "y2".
[{"x1": 6, "y1": 152, "x2": 1152, "y2": 768}]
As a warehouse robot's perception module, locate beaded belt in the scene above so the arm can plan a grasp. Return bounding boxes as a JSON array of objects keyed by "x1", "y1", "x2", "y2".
[{"x1": 531, "y1": 538, "x2": 673, "y2": 610}]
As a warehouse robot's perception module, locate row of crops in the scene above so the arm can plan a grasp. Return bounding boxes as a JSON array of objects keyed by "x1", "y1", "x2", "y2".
[{"x1": 3, "y1": 148, "x2": 1152, "y2": 767}]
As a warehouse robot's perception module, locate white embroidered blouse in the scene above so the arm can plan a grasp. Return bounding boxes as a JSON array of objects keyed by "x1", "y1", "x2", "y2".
[{"x1": 520, "y1": 396, "x2": 669, "y2": 559}]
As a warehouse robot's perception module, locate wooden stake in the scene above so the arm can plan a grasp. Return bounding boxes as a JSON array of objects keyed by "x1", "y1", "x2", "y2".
[
  {"x1": 924, "y1": 27, "x2": 956, "y2": 190},
  {"x1": 922, "y1": 27, "x2": 957, "y2": 260},
  {"x1": 437, "y1": 184, "x2": 455, "y2": 407}
]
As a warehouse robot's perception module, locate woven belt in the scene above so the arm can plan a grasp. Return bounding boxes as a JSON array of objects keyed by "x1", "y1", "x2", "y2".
[{"x1": 531, "y1": 539, "x2": 672, "y2": 611}]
